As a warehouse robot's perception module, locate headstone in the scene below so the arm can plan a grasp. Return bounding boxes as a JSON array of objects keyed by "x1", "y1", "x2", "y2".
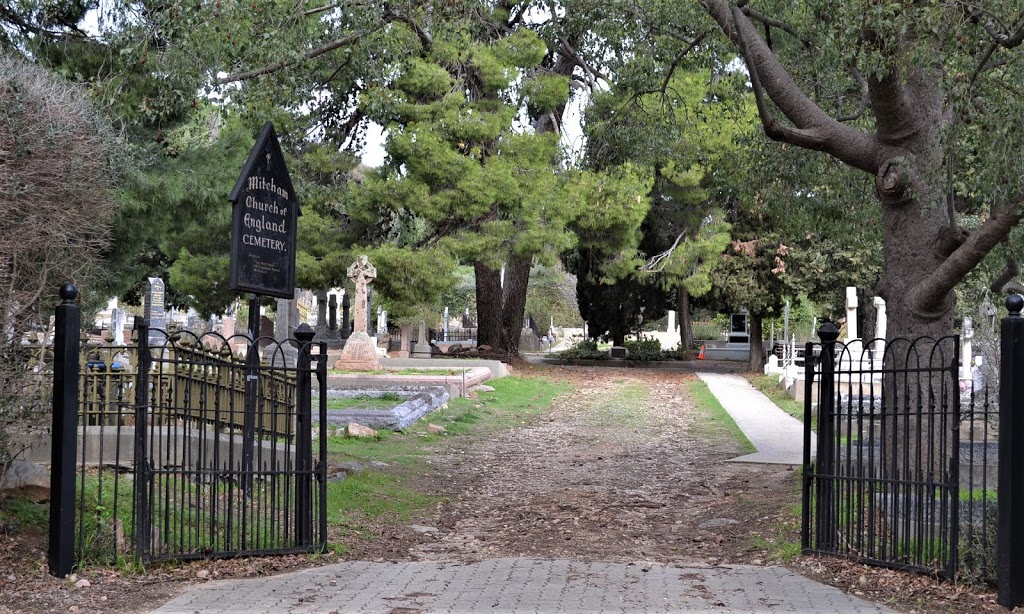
[
  {"x1": 667, "y1": 310, "x2": 677, "y2": 334},
  {"x1": 335, "y1": 256, "x2": 380, "y2": 371},
  {"x1": 444, "y1": 306, "x2": 450, "y2": 341},
  {"x1": 272, "y1": 289, "x2": 300, "y2": 367},
  {"x1": 316, "y1": 291, "x2": 343, "y2": 348},
  {"x1": 463, "y1": 307, "x2": 473, "y2": 329},
  {"x1": 349, "y1": 257, "x2": 376, "y2": 332},
  {"x1": 727, "y1": 312, "x2": 748, "y2": 345},
  {"x1": 873, "y1": 296, "x2": 887, "y2": 358},
  {"x1": 341, "y1": 293, "x2": 351, "y2": 339},
  {"x1": 845, "y1": 286, "x2": 859, "y2": 342},
  {"x1": 110, "y1": 308, "x2": 127, "y2": 344},
  {"x1": 316, "y1": 290, "x2": 328, "y2": 334},
  {"x1": 962, "y1": 317, "x2": 974, "y2": 381},
  {"x1": 610, "y1": 346, "x2": 628, "y2": 359},
  {"x1": 144, "y1": 277, "x2": 167, "y2": 345},
  {"x1": 413, "y1": 320, "x2": 432, "y2": 356},
  {"x1": 394, "y1": 324, "x2": 412, "y2": 358}
]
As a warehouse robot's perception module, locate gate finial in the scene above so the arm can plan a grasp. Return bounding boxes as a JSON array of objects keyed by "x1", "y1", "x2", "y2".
[{"x1": 1007, "y1": 293, "x2": 1023, "y2": 316}]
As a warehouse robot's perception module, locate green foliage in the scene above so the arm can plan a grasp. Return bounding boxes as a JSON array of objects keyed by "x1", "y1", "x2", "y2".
[
  {"x1": 359, "y1": 244, "x2": 458, "y2": 322},
  {"x1": 554, "y1": 339, "x2": 608, "y2": 360},
  {"x1": 622, "y1": 338, "x2": 665, "y2": 361},
  {"x1": 525, "y1": 265, "x2": 584, "y2": 332}
]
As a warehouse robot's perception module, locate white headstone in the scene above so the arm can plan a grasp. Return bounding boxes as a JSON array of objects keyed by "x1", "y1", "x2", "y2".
[
  {"x1": 845, "y1": 287, "x2": 859, "y2": 342},
  {"x1": 962, "y1": 317, "x2": 974, "y2": 380},
  {"x1": 873, "y1": 296, "x2": 887, "y2": 357},
  {"x1": 667, "y1": 310, "x2": 677, "y2": 334}
]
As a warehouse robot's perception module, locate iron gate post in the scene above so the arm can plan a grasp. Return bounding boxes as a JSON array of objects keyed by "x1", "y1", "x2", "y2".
[
  {"x1": 132, "y1": 316, "x2": 151, "y2": 562},
  {"x1": 294, "y1": 324, "x2": 315, "y2": 546},
  {"x1": 998, "y1": 294, "x2": 1024, "y2": 607},
  {"x1": 815, "y1": 321, "x2": 840, "y2": 552},
  {"x1": 242, "y1": 294, "x2": 260, "y2": 497},
  {"x1": 801, "y1": 340, "x2": 816, "y2": 551},
  {"x1": 48, "y1": 283, "x2": 80, "y2": 577}
]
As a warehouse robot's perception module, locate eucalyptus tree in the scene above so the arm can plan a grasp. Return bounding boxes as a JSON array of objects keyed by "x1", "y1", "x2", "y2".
[{"x1": 695, "y1": 0, "x2": 1024, "y2": 345}]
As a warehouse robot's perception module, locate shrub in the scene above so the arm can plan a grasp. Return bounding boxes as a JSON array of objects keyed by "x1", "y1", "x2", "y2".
[
  {"x1": 623, "y1": 338, "x2": 665, "y2": 361},
  {"x1": 554, "y1": 339, "x2": 608, "y2": 360}
]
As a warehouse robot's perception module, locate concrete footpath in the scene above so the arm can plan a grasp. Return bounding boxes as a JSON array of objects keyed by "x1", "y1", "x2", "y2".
[
  {"x1": 697, "y1": 372, "x2": 814, "y2": 465},
  {"x1": 152, "y1": 558, "x2": 892, "y2": 613}
]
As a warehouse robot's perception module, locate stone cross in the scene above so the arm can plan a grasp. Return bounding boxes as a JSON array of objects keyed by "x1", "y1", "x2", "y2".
[
  {"x1": 316, "y1": 290, "x2": 328, "y2": 333},
  {"x1": 347, "y1": 255, "x2": 377, "y2": 335},
  {"x1": 329, "y1": 293, "x2": 338, "y2": 331}
]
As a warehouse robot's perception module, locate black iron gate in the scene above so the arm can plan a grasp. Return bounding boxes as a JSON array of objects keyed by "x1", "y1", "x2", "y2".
[
  {"x1": 62, "y1": 313, "x2": 328, "y2": 567},
  {"x1": 802, "y1": 326, "x2": 962, "y2": 577}
]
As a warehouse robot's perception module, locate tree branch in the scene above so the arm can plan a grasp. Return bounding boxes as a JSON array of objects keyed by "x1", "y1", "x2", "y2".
[
  {"x1": 740, "y1": 6, "x2": 807, "y2": 46},
  {"x1": 703, "y1": 0, "x2": 885, "y2": 175},
  {"x1": 658, "y1": 32, "x2": 708, "y2": 94},
  {"x1": 975, "y1": 10, "x2": 1024, "y2": 49},
  {"x1": 385, "y1": 7, "x2": 432, "y2": 52},
  {"x1": 213, "y1": 29, "x2": 374, "y2": 84},
  {"x1": 836, "y1": 66, "x2": 868, "y2": 122},
  {"x1": 914, "y1": 204, "x2": 1024, "y2": 310}
]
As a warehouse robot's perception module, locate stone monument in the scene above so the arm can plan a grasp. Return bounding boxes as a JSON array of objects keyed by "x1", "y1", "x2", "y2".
[
  {"x1": 412, "y1": 320, "x2": 432, "y2": 356},
  {"x1": 314, "y1": 291, "x2": 343, "y2": 349},
  {"x1": 272, "y1": 290, "x2": 301, "y2": 367},
  {"x1": 335, "y1": 256, "x2": 380, "y2": 371},
  {"x1": 144, "y1": 277, "x2": 167, "y2": 345}
]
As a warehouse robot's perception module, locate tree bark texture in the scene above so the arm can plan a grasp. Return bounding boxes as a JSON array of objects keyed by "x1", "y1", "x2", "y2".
[
  {"x1": 747, "y1": 313, "x2": 764, "y2": 373},
  {"x1": 474, "y1": 261, "x2": 503, "y2": 349},
  {"x1": 678, "y1": 286, "x2": 693, "y2": 351},
  {"x1": 500, "y1": 254, "x2": 532, "y2": 354}
]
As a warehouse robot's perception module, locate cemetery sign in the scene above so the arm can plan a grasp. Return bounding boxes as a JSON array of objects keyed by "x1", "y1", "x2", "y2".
[{"x1": 229, "y1": 122, "x2": 300, "y2": 299}]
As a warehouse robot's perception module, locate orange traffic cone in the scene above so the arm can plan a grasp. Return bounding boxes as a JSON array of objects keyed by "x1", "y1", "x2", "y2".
[{"x1": 698, "y1": 344, "x2": 706, "y2": 360}]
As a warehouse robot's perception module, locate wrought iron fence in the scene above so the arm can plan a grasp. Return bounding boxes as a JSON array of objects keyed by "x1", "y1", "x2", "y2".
[
  {"x1": 802, "y1": 329, "x2": 997, "y2": 581},
  {"x1": 57, "y1": 310, "x2": 328, "y2": 569},
  {"x1": 429, "y1": 329, "x2": 476, "y2": 343}
]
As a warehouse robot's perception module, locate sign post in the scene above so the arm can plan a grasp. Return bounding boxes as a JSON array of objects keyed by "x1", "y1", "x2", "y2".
[{"x1": 229, "y1": 122, "x2": 300, "y2": 496}]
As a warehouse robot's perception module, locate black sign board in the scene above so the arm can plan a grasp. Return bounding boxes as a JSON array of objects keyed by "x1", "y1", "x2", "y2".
[{"x1": 229, "y1": 122, "x2": 300, "y2": 299}]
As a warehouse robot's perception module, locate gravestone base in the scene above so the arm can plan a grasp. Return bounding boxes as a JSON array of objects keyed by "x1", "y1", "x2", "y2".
[{"x1": 335, "y1": 331, "x2": 380, "y2": 371}]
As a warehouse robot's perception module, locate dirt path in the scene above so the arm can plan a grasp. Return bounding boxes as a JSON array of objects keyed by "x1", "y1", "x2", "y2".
[{"x1": 412, "y1": 367, "x2": 801, "y2": 566}]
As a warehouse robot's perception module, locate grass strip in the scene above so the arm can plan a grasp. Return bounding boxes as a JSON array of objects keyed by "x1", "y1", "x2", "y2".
[
  {"x1": 687, "y1": 379, "x2": 756, "y2": 454},
  {"x1": 746, "y1": 374, "x2": 814, "y2": 431}
]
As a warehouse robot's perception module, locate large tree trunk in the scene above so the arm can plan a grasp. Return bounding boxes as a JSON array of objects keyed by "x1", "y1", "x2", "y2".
[
  {"x1": 500, "y1": 254, "x2": 532, "y2": 354},
  {"x1": 747, "y1": 313, "x2": 764, "y2": 373},
  {"x1": 702, "y1": 0, "x2": 1024, "y2": 502},
  {"x1": 474, "y1": 261, "x2": 502, "y2": 349},
  {"x1": 678, "y1": 286, "x2": 693, "y2": 351}
]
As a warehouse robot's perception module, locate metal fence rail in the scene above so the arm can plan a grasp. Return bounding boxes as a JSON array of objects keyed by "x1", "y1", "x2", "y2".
[
  {"x1": 62, "y1": 313, "x2": 328, "y2": 567},
  {"x1": 802, "y1": 329, "x2": 997, "y2": 581}
]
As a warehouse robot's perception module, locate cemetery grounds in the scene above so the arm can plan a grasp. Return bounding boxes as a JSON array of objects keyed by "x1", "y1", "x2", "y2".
[{"x1": 0, "y1": 365, "x2": 1005, "y2": 613}]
